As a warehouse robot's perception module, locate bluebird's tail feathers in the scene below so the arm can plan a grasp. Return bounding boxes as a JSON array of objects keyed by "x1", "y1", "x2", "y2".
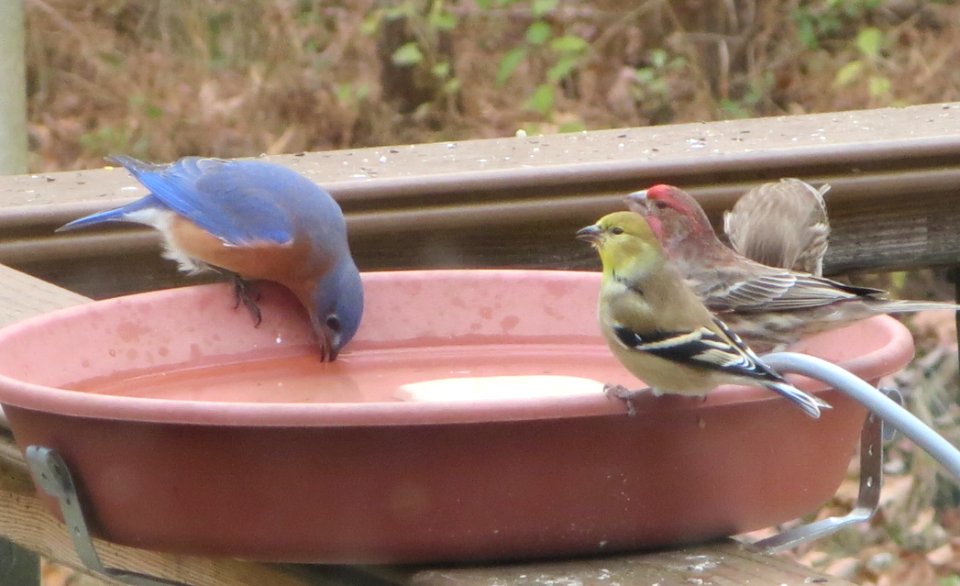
[
  {"x1": 762, "y1": 380, "x2": 831, "y2": 419},
  {"x1": 56, "y1": 196, "x2": 160, "y2": 232},
  {"x1": 106, "y1": 154, "x2": 165, "y2": 175}
]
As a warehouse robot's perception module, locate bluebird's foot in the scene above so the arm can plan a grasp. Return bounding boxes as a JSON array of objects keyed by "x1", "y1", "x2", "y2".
[
  {"x1": 231, "y1": 274, "x2": 262, "y2": 327},
  {"x1": 603, "y1": 383, "x2": 654, "y2": 417}
]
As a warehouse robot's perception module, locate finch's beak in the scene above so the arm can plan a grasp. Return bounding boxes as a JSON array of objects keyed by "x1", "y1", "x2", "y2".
[
  {"x1": 576, "y1": 224, "x2": 602, "y2": 243},
  {"x1": 624, "y1": 189, "x2": 649, "y2": 211}
]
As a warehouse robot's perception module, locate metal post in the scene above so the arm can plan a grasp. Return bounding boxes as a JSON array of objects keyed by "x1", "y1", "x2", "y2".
[
  {"x1": 0, "y1": 0, "x2": 28, "y2": 174},
  {"x1": 948, "y1": 267, "x2": 960, "y2": 377},
  {"x1": 0, "y1": 2, "x2": 35, "y2": 579},
  {"x1": 0, "y1": 538, "x2": 40, "y2": 586}
]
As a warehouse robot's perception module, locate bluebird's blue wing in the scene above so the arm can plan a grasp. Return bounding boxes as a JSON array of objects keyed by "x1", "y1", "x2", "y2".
[{"x1": 107, "y1": 155, "x2": 298, "y2": 246}]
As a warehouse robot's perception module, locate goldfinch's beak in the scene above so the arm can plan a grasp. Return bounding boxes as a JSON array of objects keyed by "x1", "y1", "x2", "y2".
[
  {"x1": 576, "y1": 224, "x2": 602, "y2": 243},
  {"x1": 624, "y1": 189, "x2": 649, "y2": 210}
]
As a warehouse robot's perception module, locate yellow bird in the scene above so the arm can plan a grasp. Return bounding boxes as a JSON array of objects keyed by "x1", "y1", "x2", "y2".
[{"x1": 576, "y1": 211, "x2": 830, "y2": 419}]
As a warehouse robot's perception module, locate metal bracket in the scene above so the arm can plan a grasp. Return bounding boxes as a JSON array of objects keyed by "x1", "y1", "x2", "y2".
[
  {"x1": 878, "y1": 387, "x2": 903, "y2": 442},
  {"x1": 751, "y1": 410, "x2": 884, "y2": 553},
  {"x1": 25, "y1": 445, "x2": 188, "y2": 586}
]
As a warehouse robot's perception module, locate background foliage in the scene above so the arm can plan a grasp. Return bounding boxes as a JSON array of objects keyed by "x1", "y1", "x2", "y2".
[{"x1": 24, "y1": 0, "x2": 960, "y2": 171}]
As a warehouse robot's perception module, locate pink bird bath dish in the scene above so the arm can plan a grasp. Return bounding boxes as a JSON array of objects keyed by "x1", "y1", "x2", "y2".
[{"x1": 0, "y1": 270, "x2": 914, "y2": 563}]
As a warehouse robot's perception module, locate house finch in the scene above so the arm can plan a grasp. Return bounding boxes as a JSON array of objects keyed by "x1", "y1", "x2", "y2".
[
  {"x1": 625, "y1": 184, "x2": 958, "y2": 350},
  {"x1": 723, "y1": 178, "x2": 830, "y2": 276}
]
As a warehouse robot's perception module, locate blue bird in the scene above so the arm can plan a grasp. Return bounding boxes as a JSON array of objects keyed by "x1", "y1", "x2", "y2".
[{"x1": 59, "y1": 156, "x2": 363, "y2": 361}]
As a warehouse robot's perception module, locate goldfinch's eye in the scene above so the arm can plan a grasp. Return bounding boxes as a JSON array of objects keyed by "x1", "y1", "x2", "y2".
[{"x1": 610, "y1": 226, "x2": 624, "y2": 235}]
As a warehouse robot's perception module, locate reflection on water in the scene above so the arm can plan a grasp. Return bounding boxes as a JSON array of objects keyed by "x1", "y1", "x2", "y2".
[{"x1": 72, "y1": 344, "x2": 619, "y2": 404}]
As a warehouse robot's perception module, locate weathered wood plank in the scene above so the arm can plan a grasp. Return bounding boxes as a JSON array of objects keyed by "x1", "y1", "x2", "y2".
[
  {"x1": 0, "y1": 263, "x2": 89, "y2": 325},
  {"x1": 409, "y1": 540, "x2": 850, "y2": 585},
  {"x1": 1, "y1": 103, "x2": 959, "y2": 301}
]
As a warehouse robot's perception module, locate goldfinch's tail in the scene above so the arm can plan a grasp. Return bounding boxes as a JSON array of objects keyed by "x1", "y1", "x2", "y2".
[{"x1": 763, "y1": 381, "x2": 832, "y2": 419}]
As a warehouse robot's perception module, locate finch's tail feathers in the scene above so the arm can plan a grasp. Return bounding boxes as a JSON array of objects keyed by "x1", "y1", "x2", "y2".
[
  {"x1": 871, "y1": 300, "x2": 960, "y2": 314},
  {"x1": 764, "y1": 381, "x2": 832, "y2": 419}
]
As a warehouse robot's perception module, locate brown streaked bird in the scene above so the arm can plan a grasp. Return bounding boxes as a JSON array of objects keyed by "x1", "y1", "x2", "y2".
[
  {"x1": 625, "y1": 184, "x2": 959, "y2": 351},
  {"x1": 723, "y1": 178, "x2": 830, "y2": 276}
]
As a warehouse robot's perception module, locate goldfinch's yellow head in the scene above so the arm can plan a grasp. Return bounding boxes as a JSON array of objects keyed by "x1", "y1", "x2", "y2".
[{"x1": 576, "y1": 212, "x2": 664, "y2": 277}]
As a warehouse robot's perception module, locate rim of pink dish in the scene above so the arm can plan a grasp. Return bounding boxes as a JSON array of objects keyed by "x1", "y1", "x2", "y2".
[{"x1": 0, "y1": 269, "x2": 915, "y2": 427}]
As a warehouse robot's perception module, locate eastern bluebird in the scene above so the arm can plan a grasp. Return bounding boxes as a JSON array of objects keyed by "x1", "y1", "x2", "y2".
[{"x1": 59, "y1": 155, "x2": 363, "y2": 361}]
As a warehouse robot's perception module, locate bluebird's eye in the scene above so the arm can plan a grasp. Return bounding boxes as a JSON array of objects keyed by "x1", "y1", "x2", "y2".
[
  {"x1": 325, "y1": 315, "x2": 342, "y2": 333},
  {"x1": 610, "y1": 226, "x2": 624, "y2": 235}
]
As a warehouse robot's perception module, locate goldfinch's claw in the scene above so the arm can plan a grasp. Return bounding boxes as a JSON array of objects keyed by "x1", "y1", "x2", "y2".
[{"x1": 603, "y1": 383, "x2": 650, "y2": 417}]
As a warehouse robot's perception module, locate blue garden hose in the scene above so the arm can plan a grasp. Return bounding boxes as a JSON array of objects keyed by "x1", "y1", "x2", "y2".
[{"x1": 765, "y1": 352, "x2": 960, "y2": 482}]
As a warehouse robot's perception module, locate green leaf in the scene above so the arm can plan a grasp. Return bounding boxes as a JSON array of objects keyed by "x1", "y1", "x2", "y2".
[
  {"x1": 524, "y1": 83, "x2": 554, "y2": 115},
  {"x1": 431, "y1": 11, "x2": 457, "y2": 30},
  {"x1": 391, "y1": 42, "x2": 423, "y2": 66},
  {"x1": 856, "y1": 27, "x2": 884, "y2": 57},
  {"x1": 719, "y1": 99, "x2": 749, "y2": 119},
  {"x1": 443, "y1": 78, "x2": 461, "y2": 94},
  {"x1": 496, "y1": 47, "x2": 527, "y2": 86},
  {"x1": 794, "y1": 16, "x2": 818, "y2": 50},
  {"x1": 475, "y1": 0, "x2": 492, "y2": 8},
  {"x1": 432, "y1": 61, "x2": 451, "y2": 79},
  {"x1": 532, "y1": 0, "x2": 558, "y2": 17},
  {"x1": 549, "y1": 34, "x2": 588, "y2": 54},
  {"x1": 335, "y1": 83, "x2": 352, "y2": 104},
  {"x1": 428, "y1": 1, "x2": 458, "y2": 31},
  {"x1": 939, "y1": 575, "x2": 960, "y2": 586},
  {"x1": 558, "y1": 119, "x2": 587, "y2": 133},
  {"x1": 834, "y1": 60, "x2": 863, "y2": 86},
  {"x1": 634, "y1": 67, "x2": 656, "y2": 84},
  {"x1": 384, "y1": 6, "x2": 410, "y2": 20},
  {"x1": 649, "y1": 48, "x2": 668, "y2": 68},
  {"x1": 144, "y1": 103, "x2": 163, "y2": 119},
  {"x1": 359, "y1": 12, "x2": 381, "y2": 35},
  {"x1": 868, "y1": 75, "x2": 891, "y2": 97},
  {"x1": 547, "y1": 55, "x2": 579, "y2": 82},
  {"x1": 525, "y1": 21, "x2": 552, "y2": 45}
]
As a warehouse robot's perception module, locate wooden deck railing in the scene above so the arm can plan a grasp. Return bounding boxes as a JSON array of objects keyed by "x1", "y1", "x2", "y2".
[{"x1": 1, "y1": 102, "x2": 959, "y2": 301}]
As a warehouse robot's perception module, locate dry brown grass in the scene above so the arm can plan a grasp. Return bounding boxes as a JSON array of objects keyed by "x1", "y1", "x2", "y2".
[{"x1": 24, "y1": 0, "x2": 960, "y2": 171}]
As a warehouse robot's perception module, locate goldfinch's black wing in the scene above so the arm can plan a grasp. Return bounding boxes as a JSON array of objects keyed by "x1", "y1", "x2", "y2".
[{"x1": 612, "y1": 317, "x2": 783, "y2": 383}]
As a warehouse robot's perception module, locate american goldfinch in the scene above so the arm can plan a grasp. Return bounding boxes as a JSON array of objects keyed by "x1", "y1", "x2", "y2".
[
  {"x1": 625, "y1": 184, "x2": 959, "y2": 351},
  {"x1": 576, "y1": 211, "x2": 830, "y2": 419},
  {"x1": 723, "y1": 178, "x2": 830, "y2": 276}
]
